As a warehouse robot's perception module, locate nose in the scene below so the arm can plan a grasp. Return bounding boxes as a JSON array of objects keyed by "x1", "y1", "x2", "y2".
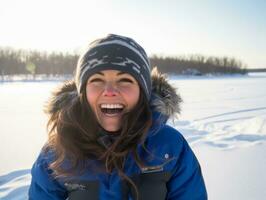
[{"x1": 103, "y1": 83, "x2": 118, "y2": 97}]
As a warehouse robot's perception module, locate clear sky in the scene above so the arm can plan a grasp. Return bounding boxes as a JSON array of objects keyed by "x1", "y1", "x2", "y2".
[{"x1": 1, "y1": 0, "x2": 265, "y2": 68}]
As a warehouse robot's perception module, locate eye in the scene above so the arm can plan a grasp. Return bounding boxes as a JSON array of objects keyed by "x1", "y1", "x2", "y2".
[
  {"x1": 118, "y1": 78, "x2": 134, "y2": 83},
  {"x1": 89, "y1": 78, "x2": 104, "y2": 83}
]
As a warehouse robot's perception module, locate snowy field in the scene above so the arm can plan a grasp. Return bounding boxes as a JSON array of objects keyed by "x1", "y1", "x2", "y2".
[{"x1": 0, "y1": 73, "x2": 266, "y2": 199}]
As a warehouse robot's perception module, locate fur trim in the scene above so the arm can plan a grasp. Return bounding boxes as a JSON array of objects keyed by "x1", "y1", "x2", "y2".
[
  {"x1": 44, "y1": 80, "x2": 78, "y2": 115},
  {"x1": 150, "y1": 67, "x2": 182, "y2": 118},
  {"x1": 44, "y1": 68, "x2": 182, "y2": 119}
]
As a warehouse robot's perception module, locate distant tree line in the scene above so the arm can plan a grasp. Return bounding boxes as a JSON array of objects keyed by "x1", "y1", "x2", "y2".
[
  {"x1": 246, "y1": 68, "x2": 266, "y2": 72},
  {"x1": 150, "y1": 54, "x2": 247, "y2": 75},
  {"x1": 0, "y1": 47, "x2": 247, "y2": 76},
  {"x1": 0, "y1": 47, "x2": 78, "y2": 76}
]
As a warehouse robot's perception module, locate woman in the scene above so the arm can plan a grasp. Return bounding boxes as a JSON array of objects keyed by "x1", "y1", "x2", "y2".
[{"x1": 29, "y1": 34, "x2": 207, "y2": 199}]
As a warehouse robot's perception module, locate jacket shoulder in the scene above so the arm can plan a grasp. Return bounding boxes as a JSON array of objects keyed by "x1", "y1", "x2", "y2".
[
  {"x1": 147, "y1": 124, "x2": 187, "y2": 154},
  {"x1": 144, "y1": 124, "x2": 202, "y2": 172},
  {"x1": 29, "y1": 148, "x2": 67, "y2": 199},
  {"x1": 147, "y1": 125, "x2": 207, "y2": 199}
]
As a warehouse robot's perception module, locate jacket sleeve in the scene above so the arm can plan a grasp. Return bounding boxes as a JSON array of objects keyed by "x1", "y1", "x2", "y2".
[
  {"x1": 28, "y1": 151, "x2": 68, "y2": 200},
  {"x1": 166, "y1": 137, "x2": 207, "y2": 200}
]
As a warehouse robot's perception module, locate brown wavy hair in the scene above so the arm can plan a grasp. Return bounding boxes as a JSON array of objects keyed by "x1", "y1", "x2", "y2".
[{"x1": 43, "y1": 81, "x2": 152, "y2": 198}]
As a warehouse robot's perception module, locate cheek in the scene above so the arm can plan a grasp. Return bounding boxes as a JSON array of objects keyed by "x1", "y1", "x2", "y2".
[
  {"x1": 86, "y1": 86, "x2": 99, "y2": 108},
  {"x1": 120, "y1": 86, "x2": 140, "y2": 107}
]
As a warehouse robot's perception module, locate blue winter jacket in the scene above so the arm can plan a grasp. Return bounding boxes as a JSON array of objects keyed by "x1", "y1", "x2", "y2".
[{"x1": 29, "y1": 71, "x2": 207, "y2": 200}]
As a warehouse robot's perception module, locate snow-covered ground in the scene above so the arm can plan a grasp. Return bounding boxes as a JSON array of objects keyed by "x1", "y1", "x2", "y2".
[{"x1": 0, "y1": 73, "x2": 266, "y2": 199}]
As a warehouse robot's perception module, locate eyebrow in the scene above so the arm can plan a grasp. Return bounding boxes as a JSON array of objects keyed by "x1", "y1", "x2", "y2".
[
  {"x1": 95, "y1": 72, "x2": 104, "y2": 75},
  {"x1": 117, "y1": 72, "x2": 126, "y2": 75},
  {"x1": 94, "y1": 71, "x2": 127, "y2": 76}
]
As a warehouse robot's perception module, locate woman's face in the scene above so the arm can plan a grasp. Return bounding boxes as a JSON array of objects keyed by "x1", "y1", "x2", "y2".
[{"x1": 86, "y1": 70, "x2": 140, "y2": 132}]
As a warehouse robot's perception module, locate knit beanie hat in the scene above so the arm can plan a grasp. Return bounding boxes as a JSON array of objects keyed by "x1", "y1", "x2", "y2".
[{"x1": 75, "y1": 34, "x2": 152, "y2": 100}]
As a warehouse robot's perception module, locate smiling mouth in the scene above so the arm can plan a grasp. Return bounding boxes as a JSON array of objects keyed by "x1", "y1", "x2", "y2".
[{"x1": 99, "y1": 104, "x2": 125, "y2": 116}]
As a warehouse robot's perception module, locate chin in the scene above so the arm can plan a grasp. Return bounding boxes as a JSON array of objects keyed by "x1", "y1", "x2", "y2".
[
  {"x1": 105, "y1": 129, "x2": 120, "y2": 133},
  {"x1": 102, "y1": 125, "x2": 121, "y2": 133}
]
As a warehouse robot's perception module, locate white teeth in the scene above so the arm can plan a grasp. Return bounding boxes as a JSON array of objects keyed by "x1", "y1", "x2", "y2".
[{"x1": 100, "y1": 104, "x2": 124, "y2": 109}]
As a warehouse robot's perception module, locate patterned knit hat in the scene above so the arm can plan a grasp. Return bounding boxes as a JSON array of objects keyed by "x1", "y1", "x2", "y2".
[{"x1": 75, "y1": 34, "x2": 152, "y2": 99}]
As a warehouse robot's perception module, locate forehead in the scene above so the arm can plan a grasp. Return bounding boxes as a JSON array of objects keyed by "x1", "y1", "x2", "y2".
[{"x1": 91, "y1": 70, "x2": 133, "y2": 77}]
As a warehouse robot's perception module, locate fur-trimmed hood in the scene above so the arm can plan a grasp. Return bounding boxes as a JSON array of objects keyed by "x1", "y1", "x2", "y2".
[{"x1": 45, "y1": 68, "x2": 182, "y2": 122}]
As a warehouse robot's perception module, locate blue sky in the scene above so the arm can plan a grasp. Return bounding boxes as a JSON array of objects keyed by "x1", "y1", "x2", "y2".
[{"x1": 0, "y1": 0, "x2": 265, "y2": 68}]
